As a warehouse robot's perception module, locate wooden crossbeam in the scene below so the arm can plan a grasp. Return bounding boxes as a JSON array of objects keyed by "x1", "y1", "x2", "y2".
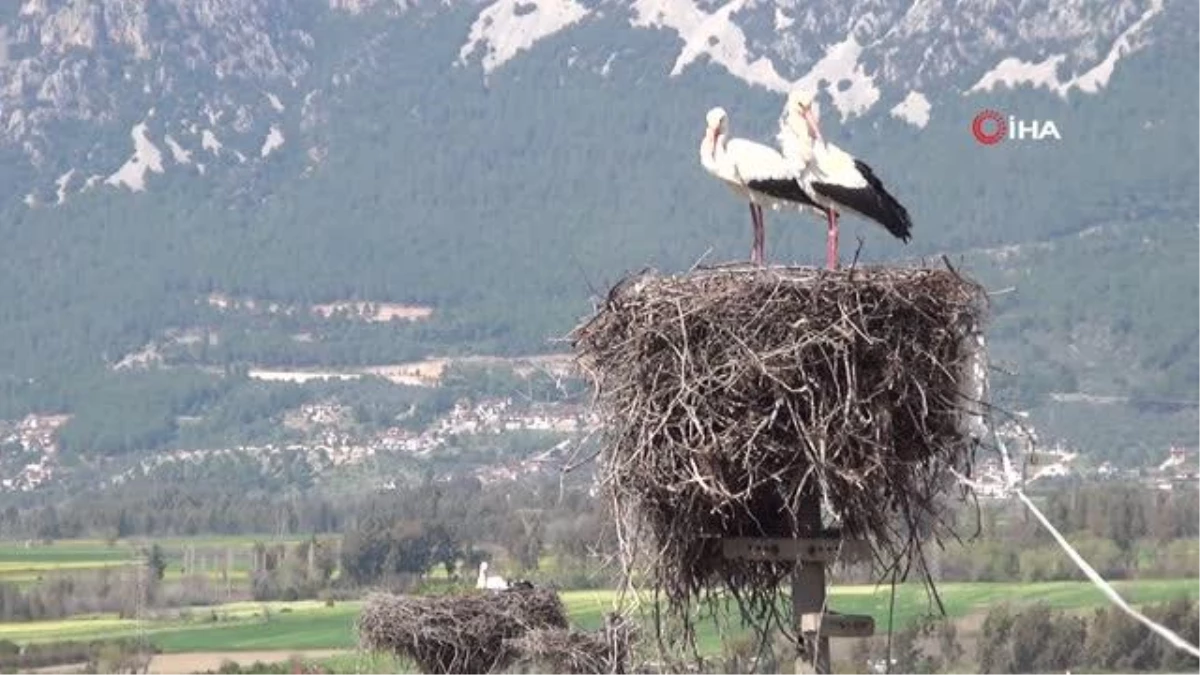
[
  {"x1": 800, "y1": 611, "x2": 876, "y2": 638},
  {"x1": 720, "y1": 535, "x2": 870, "y2": 564}
]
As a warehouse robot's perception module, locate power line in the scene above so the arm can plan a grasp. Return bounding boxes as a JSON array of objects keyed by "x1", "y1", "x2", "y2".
[
  {"x1": 953, "y1": 432, "x2": 1200, "y2": 660},
  {"x1": 1047, "y1": 392, "x2": 1200, "y2": 408}
]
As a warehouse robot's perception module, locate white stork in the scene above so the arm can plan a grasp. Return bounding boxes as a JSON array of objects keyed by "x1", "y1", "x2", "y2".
[
  {"x1": 777, "y1": 90, "x2": 913, "y2": 270},
  {"x1": 700, "y1": 106, "x2": 828, "y2": 266},
  {"x1": 476, "y1": 561, "x2": 508, "y2": 591}
]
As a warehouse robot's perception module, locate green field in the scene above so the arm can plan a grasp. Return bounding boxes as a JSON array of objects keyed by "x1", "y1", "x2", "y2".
[
  {"x1": 0, "y1": 579, "x2": 1194, "y2": 654},
  {"x1": 2, "y1": 538, "x2": 1195, "y2": 659},
  {"x1": 0, "y1": 544, "x2": 132, "y2": 565},
  {"x1": 0, "y1": 537, "x2": 318, "y2": 585}
]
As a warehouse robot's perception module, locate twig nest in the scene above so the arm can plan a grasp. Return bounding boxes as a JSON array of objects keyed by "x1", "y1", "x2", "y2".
[
  {"x1": 570, "y1": 264, "x2": 989, "y2": 635},
  {"x1": 504, "y1": 614, "x2": 638, "y2": 674},
  {"x1": 356, "y1": 588, "x2": 568, "y2": 674}
]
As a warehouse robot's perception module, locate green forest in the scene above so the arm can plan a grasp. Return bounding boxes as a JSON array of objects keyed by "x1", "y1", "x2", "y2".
[{"x1": 0, "y1": 1, "x2": 1195, "y2": 468}]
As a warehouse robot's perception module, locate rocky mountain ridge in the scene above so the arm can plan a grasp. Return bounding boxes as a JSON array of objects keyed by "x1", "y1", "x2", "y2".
[{"x1": 0, "y1": 0, "x2": 1174, "y2": 204}]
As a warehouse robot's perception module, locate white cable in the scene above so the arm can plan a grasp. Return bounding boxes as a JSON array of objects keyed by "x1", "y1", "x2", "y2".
[
  {"x1": 949, "y1": 291, "x2": 1199, "y2": 659},
  {"x1": 960, "y1": 433, "x2": 1200, "y2": 659},
  {"x1": 1010, "y1": 486, "x2": 1200, "y2": 658}
]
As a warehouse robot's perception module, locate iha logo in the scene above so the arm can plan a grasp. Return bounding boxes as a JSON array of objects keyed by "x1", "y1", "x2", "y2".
[{"x1": 971, "y1": 109, "x2": 1061, "y2": 145}]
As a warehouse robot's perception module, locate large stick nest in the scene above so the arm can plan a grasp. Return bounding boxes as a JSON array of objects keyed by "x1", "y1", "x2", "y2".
[
  {"x1": 504, "y1": 614, "x2": 639, "y2": 674},
  {"x1": 569, "y1": 263, "x2": 989, "y2": 640},
  {"x1": 356, "y1": 589, "x2": 568, "y2": 674}
]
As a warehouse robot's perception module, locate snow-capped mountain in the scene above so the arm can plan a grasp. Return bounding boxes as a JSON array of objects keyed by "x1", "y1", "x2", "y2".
[
  {"x1": 459, "y1": 0, "x2": 1164, "y2": 117},
  {"x1": 0, "y1": 0, "x2": 1177, "y2": 204},
  {"x1": 0, "y1": 0, "x2": 1195, "y2": 470}
]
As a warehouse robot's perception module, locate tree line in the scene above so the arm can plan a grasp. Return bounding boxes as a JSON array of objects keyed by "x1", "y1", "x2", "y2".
[
  {"x1": 975, "y1": 598, "x2": 1199, "y2": 673},
  {"x1": 3, "y1": 475, "x2": 1195, "y2": 593},
  {"x1": 843, "y1": 597, "x2": 1199, "y2": 674},
  {"x1": 928, "y1": 483, "x2": 1199, "y2": 583}
]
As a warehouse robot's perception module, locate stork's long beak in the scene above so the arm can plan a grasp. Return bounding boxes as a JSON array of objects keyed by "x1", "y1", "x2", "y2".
[
  {"x1": 803, "y1": 107, "x2": 823, "y2": 142},
  {"x1": 707, "y1": 127, "x2": 719, "y2": 159}
]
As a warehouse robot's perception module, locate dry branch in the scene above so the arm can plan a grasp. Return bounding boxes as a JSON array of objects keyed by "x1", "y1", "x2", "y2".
[
  {"x1": 505, "y1": 613, "x2": 638, "y2": 674},
  {"x1": 356, "y1": 589, "x2": 568, "y2": 674},
  {"x1": 569, "y1": 263, "x2": 989, "y2": 644}
]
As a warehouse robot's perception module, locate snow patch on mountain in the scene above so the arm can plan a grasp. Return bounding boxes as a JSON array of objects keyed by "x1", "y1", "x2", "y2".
[
  {"x1": 261, "y1": 125, "x2": 285, "y2": 157},
  {"x1": 773, "y1": 7, "x2": 793, "y2": 31},
  {"x1": 165, "y1": 135, "x2": 191, "y2": 164},
  {"x1": 54, "y1": 168, "x2": 74, "y2": 203},
  {"x1": 105, "y1": 121, "x2": 164, "y2": 192},
  {"x1": 631, "y1": 0, "x2": 789, "y2": 92},
  {"x1": 330, "y1": 0, "x2": 375, "y2": 13},
  {"x1": 1066, "y1": 0, "x2": 1163, "y2": 94},
  {"x1": 890, "y1": 91, "x2": 930, "y2": 128},
  {"x1": 201, "y1": 129, "x2": 223, "y2": 156},
  {"x1": 968, "y1": 54, "x2": 1068, "y2": 95},
  {"x1": 330, "y1": 0, "x2": 410, "y2": 13},
  {"x1": 791, "y1": 36, "x2": 879, "y2": 121},
  {"x1": 968, "y1": 0, "x2": 1162, "y2": 97},
  {"x1": 458, "y1": 0, "x2": 590, "y2": 74}
]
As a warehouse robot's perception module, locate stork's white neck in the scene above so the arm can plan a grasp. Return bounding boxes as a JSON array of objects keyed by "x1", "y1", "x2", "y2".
[
  {"x1": 699, "y1": 127, "x2": 727, "y2": 171},
  {"x1": 778, "y1": 111, "x2": 815, "y2": 164}
]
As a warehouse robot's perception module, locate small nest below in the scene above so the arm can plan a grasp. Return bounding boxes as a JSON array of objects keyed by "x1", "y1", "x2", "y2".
[
  {"x1": 505, "y1": 614, "x2": 638, "y2": 674},
  {"x1": 356, "y1": 589, "x2": 568, "y2": 674},
  {"x1": 569, "y1": 263, "x2": 989, "y2": 641}
]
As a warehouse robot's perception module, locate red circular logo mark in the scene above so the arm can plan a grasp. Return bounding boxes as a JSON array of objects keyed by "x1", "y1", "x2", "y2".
[{"x1": 971, "y1": 109, "x2": 1007, "y2": 145}]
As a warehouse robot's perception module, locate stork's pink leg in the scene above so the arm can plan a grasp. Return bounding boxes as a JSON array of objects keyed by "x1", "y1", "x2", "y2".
[
  {"x1": 825, "y1": 209, "x2": 839, "y2": 270},
  {"x1": 748, "y1": 203, "x2": 760, "y2": 264},
  {"x1": 748, "y1": 203, "x2": 765, "y2": 265},
  {"x1": 753, "y1": 204, "x2": 766, "y2": 266}
]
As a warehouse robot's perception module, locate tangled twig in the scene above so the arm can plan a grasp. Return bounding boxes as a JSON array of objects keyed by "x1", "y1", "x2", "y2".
[
  {"x1": 568, "y1": 263, "x2": 989, "y2": 650},
  {"x1": 356, "y1": 589, "x2": 568, "y2": 674},
  {"x1": 505, "y1": 613, "x2": 639, "y2": 674}
]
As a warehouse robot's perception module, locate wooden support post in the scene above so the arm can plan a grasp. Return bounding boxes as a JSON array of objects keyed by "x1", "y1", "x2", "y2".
[
  {"x1": 793, "y1": 489, "x2": 829, "y2": 674},
  {"x1": 719, "y1": 503, "x2": 873, "y2": 673}
]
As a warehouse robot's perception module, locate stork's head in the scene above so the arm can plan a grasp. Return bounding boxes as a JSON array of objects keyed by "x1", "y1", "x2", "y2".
[
  {"x1": 702, "y1": 107, "x2": 729, "y2": 163},
  {"x1": 705, "y1": 106, "x2": 728, "y2": 137},
  {"x1": 786, "y1": 89, "x2": 816, "y2": 115},
  {"x1": 783, "y1": 89, "x2": 822, "y2": 142}
]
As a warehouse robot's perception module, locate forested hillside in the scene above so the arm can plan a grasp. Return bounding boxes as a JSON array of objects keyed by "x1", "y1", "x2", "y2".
[{"x1": 0, "y1": 0, "x2": 1195, "y2": 470}]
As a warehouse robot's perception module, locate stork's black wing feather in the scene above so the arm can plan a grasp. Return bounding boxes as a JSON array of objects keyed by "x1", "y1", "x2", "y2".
[
  {"x1": 812, "y1": 159, "x2": 913, "y2": 242},
  {"x1": 746, "y1": 177, "x2": 820, "y2": 209}
]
